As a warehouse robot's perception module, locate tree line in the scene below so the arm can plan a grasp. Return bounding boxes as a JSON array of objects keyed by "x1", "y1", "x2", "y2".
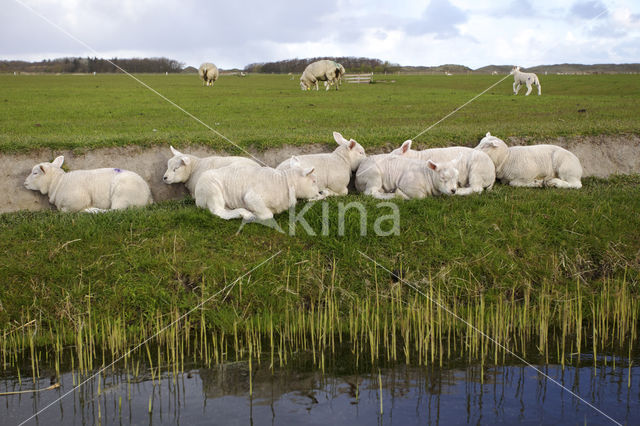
[
  {"x1": 244, "y1": 57, "x2": 401, "y2": 74},
  {"x1": 0, "y1": 57, "x2": 184, "y2": 73}
]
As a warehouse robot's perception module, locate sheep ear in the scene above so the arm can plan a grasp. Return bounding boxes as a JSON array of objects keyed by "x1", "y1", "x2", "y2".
[
  {"x1": 39, "y1": 165, "x2": 46, "y2": 173},
  {"x1": 52, "y1": 156, "x2": 64, "y2": 168},
  {"x1": 289, "y1": 156, "x2": 300, "y2": 168},
  {"x1": 401, "y1": 140, "x2": 412, "y2": 154},
  {"x1": 180, "y1": 156, "x2": 191, "y2": 166},
  {"x1": 427, "y1": 160, "x2": 438, "y2": 171},
  {"x1": 170, "y1": 146, "x2": 182, "y2": 157},
  {"x1": 333, "y1": 132, "x2": 347, "y2": 146},
  {"x1": 348, "y1": 140, "x2": 357, "y2": 150},
  {"x1": 303, "y1": 167, "x2": 315, "y2": 177},
  {"x1": 486, "y1": 132, "x2": 491, "y2": 137}
]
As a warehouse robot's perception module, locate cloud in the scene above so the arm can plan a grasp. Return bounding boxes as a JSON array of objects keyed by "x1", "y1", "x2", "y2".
[
  {"x1": 569, "y1": 1, "x2": 609, "y2": 20},
  {"x1": 406, "y1": 0, "x2": 468, "y2": 39}
]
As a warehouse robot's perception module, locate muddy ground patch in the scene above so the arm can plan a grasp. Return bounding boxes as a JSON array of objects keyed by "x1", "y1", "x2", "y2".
[{"x1": 2, "y1": 135, "x2": 638, "y2": 213}]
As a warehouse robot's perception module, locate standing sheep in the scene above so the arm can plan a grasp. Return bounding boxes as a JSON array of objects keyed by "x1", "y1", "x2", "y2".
[
  {"x1": 300, "y1": 60, "x2": 342, "y2": 91},
  {"x1": 199, "y1": 63, "x2": 219, "y2": 87},
  {"x1": 511, "y1": 66, "x2": 541, "y2": 96},
  {"x1": 24, "y1": 156, "x2": 152, "y2": 212},
  {"x1": 390, "y1": 141, "x2": 495, "y2": 195},
  {"x1": 475, "y1": 133, "x2": 582, "y2": 188},
  {"x1": 162, "y1": 146, "x2": 261, "y2": 195},
  {"x1": 276, "y1": 131, "x2": 365, "y2": 196}
]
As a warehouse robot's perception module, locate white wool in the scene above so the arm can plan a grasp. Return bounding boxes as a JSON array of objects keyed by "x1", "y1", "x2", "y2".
[
  {"x1": 23, "y1": 156, "x2": 152, "y2": 212},
  {"x1": 511, "y1": 66, "x2": 541, "y2": 96},
  {"x1": 300, "y1": 60, "x2": 343, "y2": 91},
  {"x1": 199, "y1": 63, "x2": 219, "y2": 87},
  {"x1": 391, "y1": 142, "x2": 496, "y2": 195},
  {"x1": 355, "y1": 154, "x2": 459, "y2": 199},
  {"x1": 163, "y1": 146, "x2": 261, "y2": 195},
  {"x1": 194, "y1": 157, "x2": 322, "y2": 221},
  {"x1": 475, "y1": 132, "x2": 582, "y2": 189},
  {"x1": 276, "y1": 132, "x2": 365, "y2": 196}
]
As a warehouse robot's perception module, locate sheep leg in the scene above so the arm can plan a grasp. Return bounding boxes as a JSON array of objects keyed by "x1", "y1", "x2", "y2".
[
  {"x1": 363, "y1": 187, "x2": 397, "y2": 200},
  {"x1": 525, "y1": 81, "x2": 533, "y2": 96},
  {"x1": 537, "y1": 83, "x2": 542, "y2": 96},
  {"x1": 454, "y1": 186, "x2": 481, "y2": 196},
  {"x1": 83, "y1": 207, "x2": 109, "y2": 213},
  {"x1": 508, "y1": 179, "x2": 544, "y2": 188},
  {"x1": 513, "y1": 82, "x2": 520, "y2": 95},
  {"x1": 243, "y1": 191, "x2": 274, "y2": 221},
  {"x1": 544, "y1": 178, "x2": 582, "y2": 189},
  {"x1": 196, "y1": 189, "x2": 253, "y2": 220}
]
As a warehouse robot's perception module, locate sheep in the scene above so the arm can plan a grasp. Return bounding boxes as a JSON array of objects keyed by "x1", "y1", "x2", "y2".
[
  {"x1": 276, "y1": 132, "x2": 366, "y2": 196},
  {"x1": 194, "y1": 157, "x2": 322, "y2": 221},
  {"x1": 511, "y1": 66, "x2": 541, "y2": 96},
  {"x1": 475, "y1": 132, "x2": 582, "y2": 188},
  {"x1": 355, "y1": 153, "x2": 459, "y2": 199},
  {"x1": 163, "y1": 146, "x2": 261, "y2": 195},
  {"x1": 390, "y1": 140, "x2": 496, "y2": 195},
  {"x1": 199, "y1": 63, "x2": 219, "y2": 87},
  {"x1": 300, "y1": 60, "x2": 342, "y2": 91},
  {"x1": 23, "y1": 156, "x2": 152, "y2": 212},
  {"x1": 323, "y1": 62, "x2": 346, "y2": 89}
]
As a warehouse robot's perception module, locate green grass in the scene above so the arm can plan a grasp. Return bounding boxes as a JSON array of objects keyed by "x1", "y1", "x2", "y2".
[
  {"x1": 1, "y1": 176, "x2": 638, "y2": 330},
  {"x1": 0, "y1": 73, "x2": 639, "y2": 153}
]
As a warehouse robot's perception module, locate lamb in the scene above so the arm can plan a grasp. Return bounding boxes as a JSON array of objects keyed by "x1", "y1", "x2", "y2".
[
  {"x1": 390, "y1": 140, "x2": 495, "y2": 195},
  {"x1": 511, "y1": 66, "x2": 541, "y2": 96},
  {"x1": 355, "y1": 153, "x2": 459, "y2": 199},
  {"x1": 475, "y1": 132, "x2": 582, "y2": 188},
  {"x1": 163, "y1": 146, "x2": 261, "y2": 195},
  {"x1": 194, "y1": 157, "x2": 322, "y2": 221},
  {"x1": 276, "y1": 132, "x2": 366, "y2": 196},
  {"x1": 23, "y1": 156, "x2": 152, "y2": 212},
  {"x1": 199, "y1": 63, "x2": 219, "y2": 87},
  {"x1": 300, "y1": 60, "x2": 342, "y2": 91}
]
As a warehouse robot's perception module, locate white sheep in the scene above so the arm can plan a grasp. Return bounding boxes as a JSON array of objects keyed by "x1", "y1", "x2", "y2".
[
  {"x1": 511, "y1": 66, "x2": 541, "y2": 96},
  {"x1": 199, "y1": 63, "x2": 219, "y2": 87},
  {"x1": 163, "y1": 146, "x2": 261, "y2": 195},
  {"x1": 390, "y1": 141, "x2": 495, "y2": 195},
  {"x1": 475, "y1": 132, "x2": 582, "y2": 188},
  {"x1": 355, "y1": 154, "x2": 459, "y2": 199},
  {"x1": 300, "y1": 60, "x2": 342, "y2": 91},
  {"x1": 323, "y1": 62, "x2": 346, "y2": 90},
  {"x1": 194, "y1": 157, "x2": 322, "y2": 221},
  {"x1": 24, "y1": 156, "x2": 152, "y2": 212},
  {"x1": 276, "y1": 132, "x2": 365, "y2": 196}
]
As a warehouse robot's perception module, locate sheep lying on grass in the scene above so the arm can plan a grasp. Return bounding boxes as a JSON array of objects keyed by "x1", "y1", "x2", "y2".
[
  {"x1": 511, "y1": 66, "x2": 541, "y2": 96},
  {"x1": 391, "y1": 140, "x2": 495, "y2": 195},
  {"x1": 195, "y1": 157, "x2": 323, "y2": 221},
  {"x1": 24, "y1": 156, "x2": 152, "y2": 212},
  {"x1": 199, "y1": 63, "x2": 219, "y2": 87},
  {"x1": 163, "y1": 146, "x2": 261, "y2": 195},
  {"x1": 276, "y1": 132, "x2": 365, "y2": 196},
  {"x1": 475, "y1": 132, "x2": 582, "y2": 188},
  {"x1": 355, "y1": 153, "x2": 459, "y2": 199},
  {"x1": 300, "y1": 60, "x2": 342, "y2": 91}
]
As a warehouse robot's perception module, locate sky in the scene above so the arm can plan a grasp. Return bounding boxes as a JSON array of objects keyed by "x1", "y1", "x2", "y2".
[{"x1": 1, "y1": 0, "x2": 639, "y2": 69}]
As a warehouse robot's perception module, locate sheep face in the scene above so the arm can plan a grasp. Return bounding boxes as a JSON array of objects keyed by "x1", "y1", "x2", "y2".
[
  {"x1": 428, "y1": 160, "x2": 459, "y2": 195},
  {"x1": 510, "y1": 66, "x2": 520, "y2": 75},
  {"x1": 475, "y1": 133, "x2": 509, "y2": 169},
  {"x1": 300, "y1": 80, "x2": 310, "y2": 91},
  {"x1": 24, "y1": 156, "x2": 64, "y2": 194},
  {"x1": 294, "y1": 167, "x2": 322, "y2": 200},
  {"x1": 163, "y1": 155, "x2": 192, "y2": 184}
]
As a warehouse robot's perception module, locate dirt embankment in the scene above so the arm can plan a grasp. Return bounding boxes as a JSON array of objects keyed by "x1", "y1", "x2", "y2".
[{"x1": 2, "y1": 135, "x2": 639, "y2": 214}]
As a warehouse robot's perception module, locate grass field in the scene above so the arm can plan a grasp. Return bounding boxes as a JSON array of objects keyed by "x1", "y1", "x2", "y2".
[
  {"x1": 1, "y1": 73, "x2": 639, "y2": 153},
  {"x1": 0, "y1": 73, "x2": 639, "y2": 364}
]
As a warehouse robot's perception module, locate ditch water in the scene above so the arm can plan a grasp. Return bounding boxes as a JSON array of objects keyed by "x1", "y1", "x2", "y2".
[{"x1": 2, "y1": 348, "x2": 639, "y2": 425}]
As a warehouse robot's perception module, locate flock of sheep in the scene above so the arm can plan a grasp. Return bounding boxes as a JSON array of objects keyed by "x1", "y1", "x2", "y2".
[
  {"x1": 24, "y1": 132, "x2": 582, "y2": 221},
  {"x1": 199, "y1": 60, "x2": 347, "y2": 91}
]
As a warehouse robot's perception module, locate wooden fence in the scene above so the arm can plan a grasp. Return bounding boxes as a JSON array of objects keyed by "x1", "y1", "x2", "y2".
[{"x1": 343, "y1": 73, "x2": 373, "y2": 84}]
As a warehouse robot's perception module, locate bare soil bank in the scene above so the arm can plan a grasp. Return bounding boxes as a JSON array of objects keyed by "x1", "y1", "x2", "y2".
[{"x1": 2, "y1": 135, "x2": 639, "y2": 213}]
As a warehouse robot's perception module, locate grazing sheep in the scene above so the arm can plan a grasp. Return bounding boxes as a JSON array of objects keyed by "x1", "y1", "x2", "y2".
[
  {"x1": 300, "y1": 60, "x2": 342, "y2": 91},
  {"x1": 391, "y1": 141, "x2": 495, "y2": 195},
  {"x1": 24, "y1": 156, "x2": 152, "y2": 212},
  {"x1": 194, "y1": 157, "x2": 323, "y2": 221},
  {"x1": 511, "y1": 66, "x2": 541, "y2": 96},
  {"x1": 475, "y1": 132, "x2": 582, "y2": 188},
  {"x1": 323, "y1": 62, "x2": 346, "y2": 89},
  {"x1": 199, "y1": 63, "x2": 219, "y2": 87},
  {"x1": 163, "y1": 146, "x2": 261, "y2": 195},
  {"x1": 276, "y1": 131, "x2": 366, "y2": 196},
  {"x1": 355, "y1": 154, "x2": 459, "y2": 199}
]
